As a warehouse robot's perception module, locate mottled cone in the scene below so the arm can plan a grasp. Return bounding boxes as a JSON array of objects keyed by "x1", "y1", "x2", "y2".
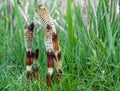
[
  {"x1": 24, "y1": 23, "x2": 34, "y2": 51},
  {"x1": 38, "y1": 5, "x2": 52, "y2": 24},
  {"x1": 38, "y1": 5, "x2": 56, "y2": 33}
]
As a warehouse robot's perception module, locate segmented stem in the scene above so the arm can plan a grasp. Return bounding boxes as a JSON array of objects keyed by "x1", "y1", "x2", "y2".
[
  {"x1": 44, "y1": 25, "x2": 54, "y2": 87},
  {"x1": 24, "y1": 23, "x2": 40, "y2": 84},
  {"x1": 38, "y1": 5, "x2": 63, "y2": 87}
]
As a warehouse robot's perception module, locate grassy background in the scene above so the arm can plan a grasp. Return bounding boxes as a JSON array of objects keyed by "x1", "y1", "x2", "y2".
[{"x1": 0, "y1": 0, "x2": 120, "y2": 91}]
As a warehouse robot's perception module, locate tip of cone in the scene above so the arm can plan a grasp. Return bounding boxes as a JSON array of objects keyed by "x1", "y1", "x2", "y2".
[
  {"x1": 28, "y1": 22, "x2": 34, "y2": 31},
  {"x1": 46, "y1": 24, "x2": 52, "y2": 30},
  {"x1": 39, "y1": 4, "x2": 43, "y2": 9},
  {"x1": 34, "y1": 49, "x2": 39, "y2": 59}
]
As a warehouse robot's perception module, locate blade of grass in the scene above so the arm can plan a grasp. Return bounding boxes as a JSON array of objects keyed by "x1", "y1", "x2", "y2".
[
  {"x1": 103, "y1": 0, "x2": 115, "y2": 55},
  {"x1": 13, "y1": 0, "x2": 24, "y2": 33},
  {"x1": 67, "y1": 0, "x2": 75, "y2": 46}
]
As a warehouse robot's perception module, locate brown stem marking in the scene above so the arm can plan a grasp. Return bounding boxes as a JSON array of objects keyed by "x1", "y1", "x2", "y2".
[
  {"x1": 26, "y1": 51, "x2": 34, "y2": 84},
  {"x1": 52, "y1": 33, "x2": 60, "y2": 52},
  {"x1": 46, "y1": 51, "x2": 54, "y2": 69},
  {"x1": 46, "y1": 51, "x2": 54, "y2": 87},
  {"x1": 55, "y1": 52, "x2": 62, "y2": 80},
  {"x1": 32, "y1": 49, "x2": 39, "y2": 80},
  {"x1": 52, "y1": 33, "x2": 62, "y2": 79}
]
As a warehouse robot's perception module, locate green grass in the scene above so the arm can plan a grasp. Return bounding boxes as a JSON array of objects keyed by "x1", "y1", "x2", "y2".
[{"x1": 0, "y1": 0, "x2": 120, "y2": 91}]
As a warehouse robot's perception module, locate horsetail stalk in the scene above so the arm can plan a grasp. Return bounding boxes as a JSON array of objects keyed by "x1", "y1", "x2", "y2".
[
  {"x1": 45, "y1": 25, "x2": 54, "y2": 87},
  {"x1": 38, "y1": 4, "x2": 63, "y2": 87},
  {"x1": 24, "y1": 23, "x2": 34, "y2": 84},
  {"x1": 24, "y1": 23, "x2": 39, "y2": 84}
]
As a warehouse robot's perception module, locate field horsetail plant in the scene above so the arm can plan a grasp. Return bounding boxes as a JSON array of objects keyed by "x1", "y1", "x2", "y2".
[
  {"x1": 38, "y1": 5, "x2": 63, "y2": 87},
  {"x1": 23, "y1": 4, "x2": 63, "y2": 87},
  {"x1": 24, "y1": 23, "x2": 39, "y2": 84}
]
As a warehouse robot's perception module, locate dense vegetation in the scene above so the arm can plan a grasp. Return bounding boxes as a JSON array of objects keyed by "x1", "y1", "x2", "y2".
[{"x1": 0, "y1": 0, "x2": 120, "y2": 91}]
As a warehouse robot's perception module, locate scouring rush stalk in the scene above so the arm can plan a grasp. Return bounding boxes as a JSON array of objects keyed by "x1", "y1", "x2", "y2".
[
  {"x1": 45, "y1": 25, "x2": 54, "y2": 87},
  {"x1": 52, "y1": 33, "x2": 62, "y2": 80},
  {"x1": 32, "y1": 49, "x2": 39, "y2": 80},
  {"x1": 24, "y1": 23, "x2": 34, "y2": 84}
]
